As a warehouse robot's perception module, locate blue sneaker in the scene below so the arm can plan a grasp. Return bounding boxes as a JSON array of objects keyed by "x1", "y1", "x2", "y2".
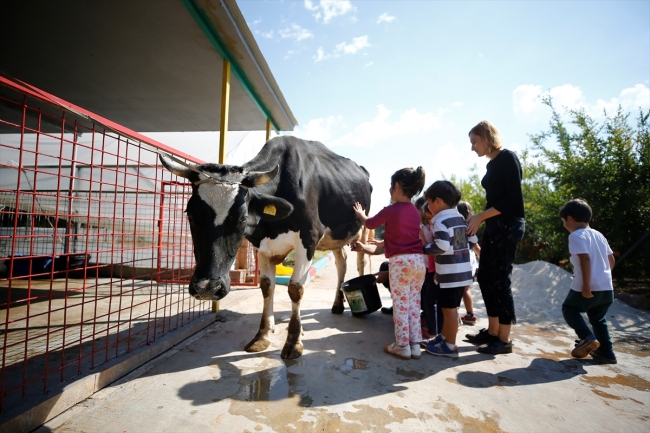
[
  {"x1": 590, "y1": 348, "x2": 617, "y2": 364},
  {"x1": 425, "y1": 340, "x2": 458, "y2": 358},
  {"x1": 421, "y1": 333, "x2": 444, "y2": 348}
]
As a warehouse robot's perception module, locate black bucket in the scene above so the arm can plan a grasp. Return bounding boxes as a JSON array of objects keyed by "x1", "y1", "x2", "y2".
[{"x1": 341, "y1": 274, "x2": 382, "y2": 317}]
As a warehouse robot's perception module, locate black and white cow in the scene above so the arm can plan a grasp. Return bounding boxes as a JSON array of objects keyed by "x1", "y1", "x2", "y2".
[{"x1": 159, "y1": 136, "x2": 372, "y2": 359}]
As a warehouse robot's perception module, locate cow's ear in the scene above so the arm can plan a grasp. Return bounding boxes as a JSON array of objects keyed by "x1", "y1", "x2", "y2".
[
  {"x1": 249, "y1": 192, "x2": 293, "y2": 220},
  {"x1": 242, "y1": 165, "x2": 279, "y2": 188}
]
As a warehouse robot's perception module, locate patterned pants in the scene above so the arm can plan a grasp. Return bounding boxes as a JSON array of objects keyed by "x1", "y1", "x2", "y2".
[{"x1": 389, "y1": 254, "x2": 426, "y2": 346}]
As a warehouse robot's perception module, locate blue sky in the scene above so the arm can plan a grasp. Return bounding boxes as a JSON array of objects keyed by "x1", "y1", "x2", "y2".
[{"x1": 237, "y1": 0, "x2": 650, "y2": 209}]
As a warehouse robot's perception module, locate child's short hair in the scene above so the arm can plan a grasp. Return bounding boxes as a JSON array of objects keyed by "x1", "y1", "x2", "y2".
[
  {"x1": 457, "y1": 201, "x2": 474, "y2": 220},
  {"x1": 559, "y1": 199, "x2": 592, "y2": 223},
  {"x1": 424, "y1": 180, "x2": 461, "y2": 208}
]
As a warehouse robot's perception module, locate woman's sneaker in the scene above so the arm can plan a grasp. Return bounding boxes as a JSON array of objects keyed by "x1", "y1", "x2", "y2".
[
  {"x1": 590, "y1": 348, "x2": 617, "y2": 364},
  {"x1": 384, "y1": 342, "x2": 411, "y2": 360},
  {"x1": 461, "y1": 313, "x2": 477, "y2": 325},
  {"x1": 571, "y1": 337, "x2": 600, "y2": 358},
  {"x1": 477, "y1": 337, "x2": 513, "y2": 354},
  {"x1": 410, "y1": 343, "x2": 422, "y2": 359},
  {"x1": 425, "y1": 340, "x2": 459, "y2": 358},
  {"x1": 465, "y1": 328, "x2": 492, "y2": 345}
]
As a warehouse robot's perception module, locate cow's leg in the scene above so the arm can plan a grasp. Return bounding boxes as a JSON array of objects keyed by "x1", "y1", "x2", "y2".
[
  {"x1": 331, "y1": 247, "x2": 347, "y2": 314},
  {"x1": 356, "y1": 227, "x2": 371, "y2": 276},
  {"x1": 281, "y1": 245, "x2": 311, "y2": 359},
  {"x1": 245, "y1": 253, "x2": 275, "y2": 353}
]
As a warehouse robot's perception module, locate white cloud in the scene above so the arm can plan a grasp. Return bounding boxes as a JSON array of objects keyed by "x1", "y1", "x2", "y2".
[
  {"x1": 313, "y1": 47, "x2": 329, "y2": 63},
  {"x1": 452, "y1": 101, "x2": 463, "y2": 107},
  {"x1": 313, "y1": 36, "x2": 370, "y2": 62},
  {"x1": 330, "y1": 104, "x2": 443, "y2": 148},
  {"x1": 513, "y1": 83, "x2": 650, "y2": 120},
  {"x1": 363, "y1": 62, "x2": 373, "y2": 68},
  {"x1": 259, "y1": 30, "x2": 274, "y2": 39},
  {"x1": 334, "y1": 35, "x2": 370, "y2": 54},
  {"x1": 285, "y1": 49, "x2": 298, "y2": 60},
  {"x1": 279, "y1": 23, "x2": 313, "y2": 42},
  {"x1": 293, "y1": 115, "x2": 343, "y2": 142},
  {"x1": 478, "y1": 53, "x2": 485, "y2": 58},
  {"x1": 377, "y1": 13, "x2": 396, "y2": 24},
  {"x1": 304, "y1": 0, "x2": 356, "y2": 23}
]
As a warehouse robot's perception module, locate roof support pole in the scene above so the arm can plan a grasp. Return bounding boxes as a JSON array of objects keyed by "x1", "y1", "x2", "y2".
[
  {"x1": 265, "y1": 119, "x2": 271, "y2": 142},
  {"x1": 214, "y1": 59, "x2": 231, "y2": 315},
  {"x1": 219, "y1": 60, "x2": 231, "y2": 165}
]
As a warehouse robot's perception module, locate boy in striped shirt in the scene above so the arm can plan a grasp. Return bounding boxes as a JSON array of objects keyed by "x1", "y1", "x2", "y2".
[{"x1": 422, "y1": 180, "x2": 478, "y2": 358}]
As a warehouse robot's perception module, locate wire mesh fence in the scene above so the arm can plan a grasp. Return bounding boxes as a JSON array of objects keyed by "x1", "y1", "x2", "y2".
[{"x1": 0, "y1": 76, "x2": 258, "y2": 417}]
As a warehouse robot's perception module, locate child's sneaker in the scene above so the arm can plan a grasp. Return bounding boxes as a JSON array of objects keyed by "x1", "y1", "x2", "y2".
[
  {"x1": 461, "y1": 313, "x2": 477, "y2": 325},
  {"x1": 384, "y1": 342, "x2": 411, "y2": 360},
  {"x1": 465, "y1": 328, "x2": 492, "y2": 345},
  {"x1": 410, "y1": 342, "x2": 422, "y2": 359},
  {"x1": 425, "y1": 340, "x2": 459, "y2": 358},
  {"x1": 590, "y1": 348, "x2": 617, "y2": 364},
  {"x1": 421, "y1": 333, "x2": 444, "y2": 348},
  {"x1": 571, "y1": 337, "x2": 600, "y2": 358}
]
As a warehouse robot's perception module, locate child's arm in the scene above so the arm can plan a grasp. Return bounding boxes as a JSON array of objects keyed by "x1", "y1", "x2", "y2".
[
  {"x1": 608, "y1": 254, "x2": 615, "y2": 270},
  {"x1": 577, "y1": 253, "x2": 593, "y2": 298},
  {"x1": 423, "y1": 221, "x2": 450, "y2": 256},
  {"x1": 472, "y1": 243, "x2": 481, "y2": 260}
]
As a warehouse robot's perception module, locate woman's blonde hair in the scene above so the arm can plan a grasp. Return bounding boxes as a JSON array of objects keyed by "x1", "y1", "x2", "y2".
[{"x1": 469, "y1": 120, "x2": 502, "y2": 153}]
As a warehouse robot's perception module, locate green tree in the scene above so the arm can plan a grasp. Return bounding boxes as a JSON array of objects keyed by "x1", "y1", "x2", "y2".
[{"x1": 530, "y1": 98, "x2": 650, "y2": 281}]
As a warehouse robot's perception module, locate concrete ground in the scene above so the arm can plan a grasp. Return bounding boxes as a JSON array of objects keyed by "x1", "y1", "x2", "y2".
[{"x1": 38, "y1": 251, "x2": 650, "y2": 433}]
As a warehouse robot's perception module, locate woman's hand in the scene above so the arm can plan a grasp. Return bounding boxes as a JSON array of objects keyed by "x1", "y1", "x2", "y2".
[{"x1": 466, "y1": 214, "x2": 482, "y2": 236}]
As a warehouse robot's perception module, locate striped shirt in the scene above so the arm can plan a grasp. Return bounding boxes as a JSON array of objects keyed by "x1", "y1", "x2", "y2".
[{"x1": 423, "y1": 208, "x2": 478, "y2": 288}]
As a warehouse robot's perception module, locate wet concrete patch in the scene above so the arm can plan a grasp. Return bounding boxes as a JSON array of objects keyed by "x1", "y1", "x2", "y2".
[{"x1": 339, "y1": 358, "x2": 369, "y2": 373}]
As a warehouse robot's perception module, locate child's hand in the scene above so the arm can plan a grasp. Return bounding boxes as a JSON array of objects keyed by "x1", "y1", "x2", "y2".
[
  {"x1": 352, "y1": 202, "x2": 364, "y2": 217},
  {"x1": 581, "y1": 284, "x2": 594, "y2": 299}
]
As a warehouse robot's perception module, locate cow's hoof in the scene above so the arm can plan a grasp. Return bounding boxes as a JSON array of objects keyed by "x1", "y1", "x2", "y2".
[
  {"x1": 245, "y1": 338, "x2": 271, "y2": 353},
  {"x1": 331, "y1": 304, "x2": 344, "y2": 314},
  {"x1": 281, "y1": 341, "x2": 303, "y2": 359}
]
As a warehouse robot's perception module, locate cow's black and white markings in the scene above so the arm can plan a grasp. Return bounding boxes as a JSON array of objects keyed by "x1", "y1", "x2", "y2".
[{"x1": 160, "y1": 136, "x2": 372, "y2": 359}]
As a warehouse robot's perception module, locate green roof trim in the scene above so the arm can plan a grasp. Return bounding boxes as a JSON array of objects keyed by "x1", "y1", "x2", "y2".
[{"x1": 183, "y1": 0, "x2": 281, "y2": 132}]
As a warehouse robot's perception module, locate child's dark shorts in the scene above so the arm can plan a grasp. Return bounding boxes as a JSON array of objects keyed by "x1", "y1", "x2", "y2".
[{"x1": 438, "y1": 286, "x2": 465, "y2": 309}]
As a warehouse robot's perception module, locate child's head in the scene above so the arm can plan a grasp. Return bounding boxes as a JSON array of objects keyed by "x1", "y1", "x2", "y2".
[
  {"x1": 559, "y1": 199, "x2": 592, "y2": 223},
  {"x1": 391, "y1": 166, "x2": 426, "y2": 199},
  {"x1": 424, "y1": 180, "x2": 462, "y2": 215},
  {"x1": 414, "y1": 196, "x2": 431, "y2": 225},
  {"x1": 457, "y1": 201, "x2": 474, "y2": 220}
]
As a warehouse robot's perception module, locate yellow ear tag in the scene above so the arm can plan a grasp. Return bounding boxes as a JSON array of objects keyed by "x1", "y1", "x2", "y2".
[{"x1": 263, "y1": 204, "x2": 277, "y2": 216}]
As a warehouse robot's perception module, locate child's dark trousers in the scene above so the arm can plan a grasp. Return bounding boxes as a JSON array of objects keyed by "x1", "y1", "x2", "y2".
[{"x1": 561, "y1": 290, "x2": 614, "y2": 352}]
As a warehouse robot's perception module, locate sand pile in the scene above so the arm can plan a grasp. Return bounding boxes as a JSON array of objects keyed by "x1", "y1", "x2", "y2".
[{"x1": 508, "y1": 260, "x2": 650, "y2": 339}]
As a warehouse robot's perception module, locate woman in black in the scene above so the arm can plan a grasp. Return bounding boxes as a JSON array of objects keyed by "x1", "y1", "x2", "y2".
[{"x1": 465, "y1": 121, "x2": 525, "y2": 355}]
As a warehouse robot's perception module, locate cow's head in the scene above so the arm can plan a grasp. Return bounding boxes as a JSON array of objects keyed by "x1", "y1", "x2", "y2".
[{"x1": 159, "y1": 154, "x2": 293, "y2": 300}]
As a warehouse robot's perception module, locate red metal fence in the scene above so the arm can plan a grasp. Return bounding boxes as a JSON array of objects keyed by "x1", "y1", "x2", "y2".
[{"x1": 0, "y1": 76, "x2": 257, "y2": 418}]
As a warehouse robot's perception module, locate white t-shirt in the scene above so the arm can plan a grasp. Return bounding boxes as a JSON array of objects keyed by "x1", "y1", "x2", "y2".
[{"x1": 568, "y1": 227, "x2": 613, "y2": 292}]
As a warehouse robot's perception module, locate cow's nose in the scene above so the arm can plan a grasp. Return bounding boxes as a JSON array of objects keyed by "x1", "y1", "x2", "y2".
[{"x1": 189, "y1": 276, "x2": 230, "y2": 300}]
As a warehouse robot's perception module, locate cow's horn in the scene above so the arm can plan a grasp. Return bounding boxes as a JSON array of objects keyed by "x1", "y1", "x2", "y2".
[
  {"x1": 159, "y1": 154, "x2": 194, "y2": 179},
  {"x1": 243, "y1": 165, "x2": 279, "y2": 187}
]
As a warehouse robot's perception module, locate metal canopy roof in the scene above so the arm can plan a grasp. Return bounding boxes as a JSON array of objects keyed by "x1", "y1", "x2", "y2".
[{"x1": 0, "y1": 0, "x2": 297, "y2": 133}]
